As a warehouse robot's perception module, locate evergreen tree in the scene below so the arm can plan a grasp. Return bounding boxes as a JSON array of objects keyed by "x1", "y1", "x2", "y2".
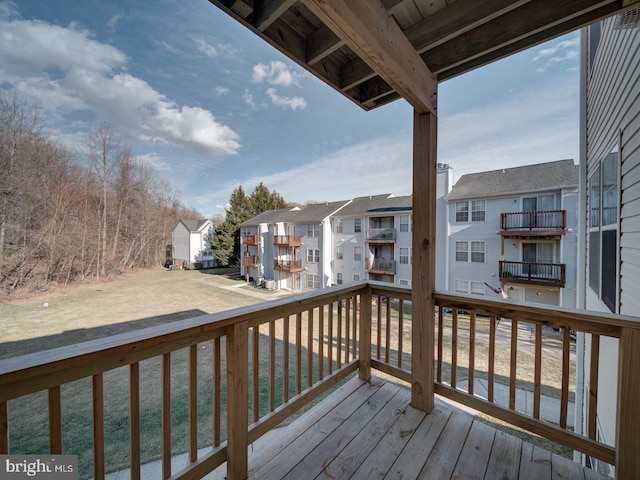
[{"x1": 212, "y1": 183, "x2": 288, "y2": 266}]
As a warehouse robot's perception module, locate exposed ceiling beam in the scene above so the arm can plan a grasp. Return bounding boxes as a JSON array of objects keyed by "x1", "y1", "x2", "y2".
[
  {"x1": 256, "y1": 0, "x2": 298, "y2": 31},
  {"x1": 302, "y1": 0, "x2": 438, "y2": 114},
  {"x1": 423, "y1": 0, "x2": 621, "y2": 75}
]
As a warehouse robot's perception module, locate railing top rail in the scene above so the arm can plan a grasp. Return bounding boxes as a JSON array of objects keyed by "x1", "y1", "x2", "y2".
[
  {"x1": 434, "y1": 290, "x2": 640, "y2": 335},
  {"x1": 0, "y1": 282, "x2": 370, "y2": 402},
  {"x1": 502, "y1": 209, "x2": 566, "y2": 215}
]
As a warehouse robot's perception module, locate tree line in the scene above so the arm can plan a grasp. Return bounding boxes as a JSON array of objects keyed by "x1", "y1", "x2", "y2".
[{"x1": 0, "y1": 90, "x2": 200, "y2": 297}]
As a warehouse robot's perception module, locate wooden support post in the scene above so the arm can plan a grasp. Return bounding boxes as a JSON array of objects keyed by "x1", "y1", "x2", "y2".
[
  {"x1": 359, "y1": 288, "x2": 372, "y2": 381},
  {"x1": 616, "y1": 327, "x2": 640, "y2": 479},
  {"x1": 411, "y1": 109, "x2": 437, "y2": 413},
  {"x1": 227, "y1": 321, "x2": 249, "y2": 480}
]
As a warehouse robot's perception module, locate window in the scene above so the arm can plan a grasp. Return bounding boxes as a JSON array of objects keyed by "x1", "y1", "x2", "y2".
[
  {"x1": 354, "y1": 218, "x2": 362, "y2": 233},
  {"x1": 306, "y1": 274, "x2": 319, "y2": 289},
  {"x1": 470, "y1": 281, "x2": 485, "y2": 295},
  {"x1": 353, "y1": 274, "x2": 361, "y2": 281},
  {"x1": 399, "y1": 215, "x2": 411, "y2": 232},
  {"x1": 336, "y1": 220, "x2": 343, "y2": 233},
  {"x1": 336, "y1": 245, "x2": 344, "y2": 260},
  {"x1": 471, "y1": 200, "x2": 486, "y2": 222},
  {"x1": 399, "y1": 247, "x2": 410, "y2": 265},
  {"x1": 399, "y1": 279, "x2": 410, "y2": 286},
  {"x1": 336, "y1": 273, "x2": 343, "y2": 285},
  {"x1": 588, "y1": 144, "x2": 619, "y2": 312},
  {"x1": 454, "y1": 279, "x2": 469, "y2": 293},
  {"x1": 307, "y1": 224, "x2": 320, "y2": 237},
  {"x1": 455, "y1": 202, "x2": 469, "y2": 222},
  {"x1": 306, "y1": 249, "x2": 319, "y2": 263},
  {"x1": 354, "y1": 246, "x2": 362, "y2": 261},
  {"x1": 455, "y1": 241, "x2": 468, "y2": 262},
  {"x1": 471, "y1": 242, "x2": 485, "y2": 263}
]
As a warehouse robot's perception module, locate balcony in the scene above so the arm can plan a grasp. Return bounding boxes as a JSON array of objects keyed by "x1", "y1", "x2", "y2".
[
  {"x1": 273, "y1": 235, "x2": 302, "y2": 247},
  {"x1": 242, "y1": 255, "x2": 260, "y2": 268},
  {"x1": 499, "y1": 260, "x2": 566, "y2": 287},
  {"x1": 273, "y1": 258, "x2": 303, "y2": 273},
  {"x1": 366, "y1": 258, "x2": 396, "y2": 275},
  {"x1": 500, "y1": 210, "x2": 567, "y2": 238},
  {"x1": 242, "y1": 234, "x2": 260, "y2": 246},
  {"x1": 2, "y1": 282, "x2": 638, "y2": 479},
  {"x1": 366, "y1": 228, "x2": 396, "y2": 243}
]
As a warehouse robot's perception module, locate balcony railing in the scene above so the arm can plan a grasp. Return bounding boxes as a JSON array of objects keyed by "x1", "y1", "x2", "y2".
[
  {"x1": 242, "y1": 234, "x2": 259, "y2": 246},
  {"x1": 366, "y1": 258, "x2": 396, "y2": 274},
  {"x1": 1, "y1": 282, "x2": 639, "y2": 479},
  {"x1": 500, "y1": 210, "x2": 567, "y2": 235},
  {"x1": 242, "y1": 255, "x2": 260, "y2": 267},
  {"x1": 273, "y1": 259, "x2": 303, "y2": 272},
  {"x1": 499, "y1": 260, "x2": 566, "y2": 287},
  {"x1": 366, "y1": 228, "x2": 396, "y2": 242},
  {"x1": 273, "y1": 235, "x2": 302, "y2": 247}
]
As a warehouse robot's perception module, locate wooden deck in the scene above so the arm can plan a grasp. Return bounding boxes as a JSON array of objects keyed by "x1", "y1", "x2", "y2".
[{"x1": 209, "y1": 376, "x2": 606, "y2": 480}]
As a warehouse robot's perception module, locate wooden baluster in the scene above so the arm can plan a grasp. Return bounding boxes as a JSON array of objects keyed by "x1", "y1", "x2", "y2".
[
  {"x1": 437, "y1": 306, "x2": 443, "y2": 384},
  {"x1": 283, "y1": 316, "x2": 290, "y2": 403},
  {"x1": 559, "y1": 327, "x2": 570, "y2": 429},
  {"x1": 359, "y1": 289, "x2": 372, "y2": 381},
  {"x1": 213, "y1": 337, "x2": 221, "y2": 447},
  {"x1": 327, "y1": 307, "x2": 334, "y2": 375},
  {"x1": 488, "y1": 315, "x2": 496, "y2": 403},
  {"x1": 398, "y1": 299, "x2": 404, "y2": 369},
  {"x1": 93, "y1": 373, "x2": 105, "y2": 480},
  {"x1": 307, "y1": 309, "x2": 314, "y2": 388},
  {"x1": 345, "y1": 298, "x2": 351, "y2": 363},
  {"x1": 468, "y1": 312, "x2": 475, "y2": 396},
  {"x1": 269, "y1": 320, "x2": 276, "y2": 412},
  {"x1": 588, "y1": 334, "x2": 599, "y2": 440},
  {"x1": 318, "y1": 306, "x2": 324, "y2": 380},
  {"x1": 376, "y1": 295, "x2": 382, "y2": 359},
  {"x1": 189, "y1": 344, "x2": 198, "y2": 462},
  {"x1": 130, "y1": 362, "x2": 141, "y2": 480},
  {"x1": 48, "y1": 386, "x2": 62, "y2": 454},
  {"x1": 451, "y1": 309, "x2": 458, "y2": 388},
  {"x1": 337, "y1": 300, "x2": 343, "y2": 369},
  {"x1": 509, "y1": 319, "x2": 518, "y2": 411},
  {"x1": 162, "y1": 354, "x2": 171, "y2": 479},
  {"x1": 296, "y1": 312, "x2": 302, "y2": 394},
  {"x1": 253, "y1": 326, "x2": 259, "y2": 422},
  {"x1": 0, "y1": 401, "x2": 7, "y2": 454},
  {"x1": 533, "y1": 325, "x2": 542, "y2": 420},
  {"x1": 385, "y1": 297, "x2": 391, "y2": 363}
]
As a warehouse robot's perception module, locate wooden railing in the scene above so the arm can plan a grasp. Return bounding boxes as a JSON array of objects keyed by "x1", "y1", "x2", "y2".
[
  {"x1": 1, "y1": 282, "x2": 639, "y2": 478},
  {"x1": 366, "y1": 258, "x2": 396, "y2": 274},
  {"x1": 242, "y1": 234, "x2": 259, "y2": 246},
  {"x1": 366, "y1": 228, "x2": 396, "y2": 242},
  {"x1": 499, "y1": 260, "x2": 566, "y2": 287},
  {"x1": 241, "y1": 255, "x2": 260, "y2": 267},
  {"x1": 273, "y1": 259, "x2": 303, "y2": 272},
  {"x1": 500, "y1": 210, "x2": 567, "y2": 232},
  {"x1": 272, "y1": 235, "x2": 301, "y2": 247}
]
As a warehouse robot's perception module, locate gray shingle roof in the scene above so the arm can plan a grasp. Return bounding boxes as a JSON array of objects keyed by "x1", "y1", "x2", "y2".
[
  {"x1": 180, "y1": 219, "x2": 209, "y2": 231},
  {"x1": 239, "y1": 200, "x2": 350, "y2": 227},
  {"x1": 447, "y1": 159, "x2": 578, "y2": 200},
  {"x1": 336, "y1": 194, "x2": 412, "y2": 216}
]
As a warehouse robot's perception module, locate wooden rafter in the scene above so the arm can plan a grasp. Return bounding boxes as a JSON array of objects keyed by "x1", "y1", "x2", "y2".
[{"x1": 302, "y1": 0, "x2": 437, "y2": 115}]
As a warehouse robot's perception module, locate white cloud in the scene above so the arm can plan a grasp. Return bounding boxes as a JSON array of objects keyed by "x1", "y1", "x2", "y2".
[
  {"x1": 265, "y1": 88, "x2": 307, "y2": 110},
  {"x1": 157, "y1": 39, "x2": 178, "y2": 53},
  {"x1": 252, "y1": 60, "x2": 302, "y2": 87},
  {"x1": 243, "y1": 89, "x2": 257, "y2": 108},
  {"x1": 0, "y1": 15, "x2": 241, "y2": 156},
  {"x1": 193, "y1": 37, "x2": 217, "y2": 58},
  {"x1": 532, "y1": 35, "x2": 579, "y2": 72},
  {"x1": 214, "y1": 86, "x2": 229, "y2": 96},
  {"x1": 106, "y1": 13, "x2": 124, "y2": 32},
  {"x1": 136, "y1": 152, "x2": 171, "y2": 171}
]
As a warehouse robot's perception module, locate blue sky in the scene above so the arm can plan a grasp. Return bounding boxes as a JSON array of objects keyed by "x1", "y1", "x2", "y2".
[{"x1": 0, "y1": 0, "x2": 580, "y2": 217}]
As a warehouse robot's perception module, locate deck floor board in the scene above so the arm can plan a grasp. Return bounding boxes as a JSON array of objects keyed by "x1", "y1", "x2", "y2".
[{"x1": 212, "y1": 377, "x2": 608, "y2": 480}]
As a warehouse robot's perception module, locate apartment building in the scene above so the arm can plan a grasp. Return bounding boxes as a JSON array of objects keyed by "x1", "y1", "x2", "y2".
[
  {"x1": 171, "y1": 218, "x2": 216, "y2": 269},
  {"x1": 574, "y1": 13, "x2": 640, "y2": 476},
  {"x1": 445, "y1": 160, "x2": 579, "y2": 307},
  {"x1": 239, "y1": 201, "x2": 348, "y2": 291}
]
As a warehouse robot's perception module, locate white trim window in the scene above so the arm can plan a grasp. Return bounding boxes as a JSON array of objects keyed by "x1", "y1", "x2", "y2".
[
  {"x1": 336, "y1": 272, "x2": 343, "y2": 284},
  {"x1": 336, "y1": 245, "x2": 344, "y2": 260},
  {"x1": 455, "y1": 241, "x2": 485, "y2": 263},
  {"x1": 306, "y1": 249, "x2": 320, "y2": 263},
  {"x1": 354, "y1": 218, "x2": 362, "y2": 233},
  {"x1": 306, "y1": 274, "x2": 319, "y2": 289},
  {"x1": 454, "y1": 279, "x2": 469, "y2": 293},
  {"x1": 455, "y1": 202, "x2": 469, "y2": 222},
  {"x1": 399, "y1": 279, "x2": 410, "y2": 286},
  {"x1": 353, "y1": 274, "x2": 361, "y2": 281},
  {"x1": 399, "y1": 247, "x2": 410, "y2": 265},
  {"x1": 354, "y1": 246, "x2": 362, "y2": 261},
  {"x1": 399, "y1": 215, "x2": 411, "y2": 232},
  {"x1": 307, "y1": 224, "x2": 320, "y2": 237},
  {"x1": 455, "y1": 241, "x2": 468, "y2": 262},
  {"x1": 336, "y1": 219, "x2": 343, "y2": 233},
  {"x1": 455, "y1": 200, "x2": 486, "y2": 222},
  {"x1": 470, "y1": 241, "x2": 485, "y2": 263},
  {"x1": 588, "y1": 143, "x2": 619, "y2": 313},
  {"x1": 470, "y1": 281, "x2": 486, "y2": 295},
  {"x1": 471, "y1": 200, "x2": 486, "y2": 222}
]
